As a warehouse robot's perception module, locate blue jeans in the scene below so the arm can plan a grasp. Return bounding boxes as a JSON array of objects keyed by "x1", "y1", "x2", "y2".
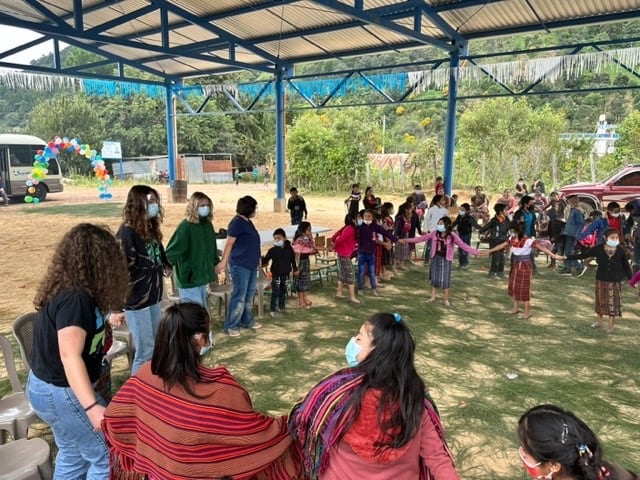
[
  {"x1": 224, "y1": 264, "x2": 257, "y2": 332},
  {"x1": 458, "y1": 232, "x2": 472, "y2": 266},
  {"x1": 125, "y1": 303, "x2": 161, "y2": 374},
  {"x1": 562, "y1": 235, "x2": 580, "y2": 272},
  {"x1": 357, "y1": 252, "x2": 376, "y2": 290},
  {"x1": 179, "y1": 285, "x2": 208, "y2": 307},
  {"x1": 27, "y1": 372, "x2": 108, "y2": 480}
]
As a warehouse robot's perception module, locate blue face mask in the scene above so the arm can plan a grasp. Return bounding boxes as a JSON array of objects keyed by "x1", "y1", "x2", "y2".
[
  {"x1": 147, "y1": 203, "x2": 160, "y2": 218},
  {"x1": 357, "y1": 219, "x2": 363, "y2": 226},
  {"x1": 459, "y1": 211, "x2": 466, "y2": 216},
  {"x1": 199, "y1": 332, "x2": 215, "y2": 356},
  {"x1": 436, "y1": 224, "x2": 446, "y2": 233},
  {"x1": 274, "y1": 240, "x2": 284, "y2": 247},
  {"x1": 606, "y1": 239, "x2": 619, "y2": 248},
  {"x1": 197, "y1": 206, "x2": 210, "y2": 218},
  {"x1": 345, "y1": 337, "x2": 361, "y2": 367}
]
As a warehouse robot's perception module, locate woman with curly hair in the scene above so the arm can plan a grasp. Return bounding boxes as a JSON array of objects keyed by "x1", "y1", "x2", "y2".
[
  {"x1": 166, "y1": 191, "x2": 219, "y2": 307},
  {"x1": 115, "y1": 185, "x2": 170, "y2": 373},
  {"x1": 518, "y1": 404, "x2": 638, "y2": 480},
  {"x1": 26, "y1": 223, "x2": 129, "y2": 479}
]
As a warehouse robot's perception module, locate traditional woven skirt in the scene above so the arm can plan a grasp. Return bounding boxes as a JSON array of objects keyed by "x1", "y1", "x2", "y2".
[
  {"x1": 375, "y1": 244, "x2": 383, "y2": 276},
  {"x1": 337, "y1": 255, "x2": 355, "y2": 285},
  {"x1": 297, "y1": 256, "x2": 310, "y2": 292},
  {"x1": 595, "y1": 280, "x2": 622, "y2": 317},
  {"x1": 429, "y1": 254, "x2": 451, "y2": 289},
  {"x1": 508, "y1": 255, "x2": 532, "y2": 301},
  {"x1": 395, "y1": 240, "x2": 410, "y2": 262}
]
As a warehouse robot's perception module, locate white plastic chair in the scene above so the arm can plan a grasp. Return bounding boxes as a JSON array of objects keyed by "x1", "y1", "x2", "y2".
[
  {"x1": 0, "y1": 335, "x2": 38, "y2": 444},
  {"x1": 0, "y1": 437, "x2": 52, "y2": 480}
]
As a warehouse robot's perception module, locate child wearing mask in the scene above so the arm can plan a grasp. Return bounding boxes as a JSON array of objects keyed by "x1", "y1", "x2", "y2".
[
  {"x1": 356, "y1": 210, "x2": 399, "y2": 296},
  {"x1": 407, "y1": 216, "x2": 486, "y2": 306},
  {"x1": 262, "y1": 228, "x2": 298, "y2": 316},
  {"x1": 578, "y1": 202, "x2": 623, "y2": 245},
  {"x1": 563, "y1": 228, "x2": 633, "y2": 334},
  {"x1": 452, "y1": 203, "x2": 481, "y2": 269},
  {"x1": 292, "y1": 222, "x2": 318, "y2": 309}
]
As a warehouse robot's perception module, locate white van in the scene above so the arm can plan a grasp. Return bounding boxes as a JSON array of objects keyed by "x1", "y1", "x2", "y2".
[{"x1": 0, "y1": 133, "x2": 64, "y2": 201}]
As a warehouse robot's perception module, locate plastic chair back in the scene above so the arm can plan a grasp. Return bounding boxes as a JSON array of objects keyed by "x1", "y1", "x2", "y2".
[{"x1": 11, "y1": 312, "x2": 37, "y2": 371}]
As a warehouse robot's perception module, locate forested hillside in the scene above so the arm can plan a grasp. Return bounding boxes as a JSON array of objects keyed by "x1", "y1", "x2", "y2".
[{"x1": 0, "y1": 21, "x2": 639, "y2": 190}]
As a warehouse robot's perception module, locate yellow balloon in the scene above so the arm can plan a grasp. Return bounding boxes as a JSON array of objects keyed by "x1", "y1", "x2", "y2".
[{"x1": 27, "y1": 186, "x2": 36, "y2": 194}]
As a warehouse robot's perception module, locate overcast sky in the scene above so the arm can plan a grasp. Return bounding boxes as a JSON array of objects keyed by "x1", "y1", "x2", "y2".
[{"x1": 0, "y1": 26, "x2": 67, "y2": 66}]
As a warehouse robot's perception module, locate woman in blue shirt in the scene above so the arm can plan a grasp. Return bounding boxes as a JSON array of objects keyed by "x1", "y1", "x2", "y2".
[{"x1": 216, "y1": 196, "x2": 262, "y2": 337}]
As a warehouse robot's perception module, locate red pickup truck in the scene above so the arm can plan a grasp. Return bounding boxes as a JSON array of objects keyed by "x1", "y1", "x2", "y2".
[{"x1": 557, "y1": 165, "x2": 640, "y2": 214}]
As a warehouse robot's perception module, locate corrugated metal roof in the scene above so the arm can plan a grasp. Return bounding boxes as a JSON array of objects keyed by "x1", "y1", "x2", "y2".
[{"x1": 0, "y1": 0, "x2": 638, "y2": 79}]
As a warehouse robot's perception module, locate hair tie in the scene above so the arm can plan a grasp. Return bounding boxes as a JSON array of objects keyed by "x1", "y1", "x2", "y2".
[
  {"x1": 577, "y1": 444, "x2": 593, "y2": 465},
  {"x1": 393, "y1": 313, "x2": 402, "y2": 323}
]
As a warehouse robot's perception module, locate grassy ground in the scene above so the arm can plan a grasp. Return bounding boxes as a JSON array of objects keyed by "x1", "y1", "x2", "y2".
[{"x1": 1, "y1": 184, "x2": 639, "y2": 478}]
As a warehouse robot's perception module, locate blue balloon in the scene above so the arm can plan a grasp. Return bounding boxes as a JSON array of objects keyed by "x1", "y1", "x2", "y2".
[{"x1": 105, "y1": 193, "x2": 113, "y2": 199}]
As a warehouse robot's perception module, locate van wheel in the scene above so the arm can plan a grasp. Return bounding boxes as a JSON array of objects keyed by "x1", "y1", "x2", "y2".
[
  {"x1": 35, "y1": 184, "x2": 47, "y2": 202},
  {"x1": 578, "y1": 201, "x2": 593, "y2": 216}
]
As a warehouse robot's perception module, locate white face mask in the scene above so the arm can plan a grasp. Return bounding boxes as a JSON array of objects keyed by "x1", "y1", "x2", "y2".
[
  {"x1": 198, "y1": 332, "x2": 215, "y2": 356},
  {"x1": 610, "y1": 212, "x2": 620, "y2": 218},
  {"x1": 364, "y1": 220, "x2": 372, "y2": 225}
]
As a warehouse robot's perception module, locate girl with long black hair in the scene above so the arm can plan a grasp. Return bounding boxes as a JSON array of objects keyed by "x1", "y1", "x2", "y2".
[{"x1": 289, "y1": 312, "x2": 460, "y2": 480}]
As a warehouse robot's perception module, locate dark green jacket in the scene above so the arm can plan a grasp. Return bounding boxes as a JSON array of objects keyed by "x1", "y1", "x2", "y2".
[{"x1": 166, "y1": 219, "x2": 219, "y2": 289}]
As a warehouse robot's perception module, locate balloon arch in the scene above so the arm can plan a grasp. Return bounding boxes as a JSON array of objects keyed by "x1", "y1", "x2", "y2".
[{"x1": 27, "y1": 136, "x2": 112, "y2": 203}]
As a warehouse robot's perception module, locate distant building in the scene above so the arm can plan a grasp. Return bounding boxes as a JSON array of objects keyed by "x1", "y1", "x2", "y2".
[{"x1": 559, "y1": 114, "x2": 619, "y2": 157}]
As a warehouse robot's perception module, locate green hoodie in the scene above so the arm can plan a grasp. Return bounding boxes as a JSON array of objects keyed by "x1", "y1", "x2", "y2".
[{"x1": 166, "y1": 218, "x2": 219, "y2": 288}]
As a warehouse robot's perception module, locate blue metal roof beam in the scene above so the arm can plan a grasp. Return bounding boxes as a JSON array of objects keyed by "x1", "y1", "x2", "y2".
[
  {"x1": 150, "y1": 0, "x2": 289, "y2": 67},
  {"x1": 0, "y1": 13, "x2": 274, "y2": 75},
  {"x1": 0, "y1": 13, "x2": 168, "y2": 81},
  {"x1": 22, "y1": 0, "x2": 63, "y2": 26},
  {"x1": 418, "y1": 2, "x2": 466, "y2": 46},
  {"x1": 86, "y1": 6, "x2": 159, "y2": 35},
  {"x1": 308, "y1": 0, "x2": 454, "y2": 51},
  {"x1": 63, "y1": 59, "x2": 120, "y2": 74},
  {"x1": 73, "y1": 0, "x2": 83, "y2": 31},
  {"x1": 0, "y1": 36, "x2": 51, "y2": 61}
]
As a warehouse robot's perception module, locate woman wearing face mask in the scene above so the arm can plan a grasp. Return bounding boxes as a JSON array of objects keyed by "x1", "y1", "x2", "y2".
[
  {"x1": 518, "y1": 404, "x2": 638, "y2": 480},
  {"x1": 289, "y1": 312, "x2": 460, "y2": 480},
  {"x1": 117, "y1": 185, "x2": 171, "y2": 374},
  {"x1": 487, "y1": 222, "x2": 562, "y2": 319},
  {"x1": 104, "y1": 302, "x2": 301, "y2": 480},
  {"x1": 561, "y1": 228, "x2": 632, "y2": 333},
  {"x1": 216, "y1": 195, "x2": 262, "y2": 337},
  {"x1": 166, "y1": 192, "x2": 219, "y2": 308},
  {"x1": 356, "y1": 210, "x2": 399, "y2": 296},
  {"x1": 331, "y1": 214, "x2": 360, "y2": 303},
  {"x1": 406, "y1": 216, "x2": 485, "y2": 306}
]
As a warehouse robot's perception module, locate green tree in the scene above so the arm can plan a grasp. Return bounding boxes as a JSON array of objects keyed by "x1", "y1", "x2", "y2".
[
  {"x1": 27, "y1": 94, "x2": 106, "y2": 175},
  {"x1": 614, "y1": 110, "x2": 640, "y2": 164}
]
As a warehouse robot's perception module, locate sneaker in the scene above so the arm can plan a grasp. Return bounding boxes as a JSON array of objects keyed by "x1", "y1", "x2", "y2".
[
  {"x1": 269, "y1": 311, "x2": 277, "y2": 317},
  {"x1": 372, "y1": 289, "x2": 379, "y2": 297},
  {"x1": 558, "y1": 271, "x2": 572, "y2": 276},
  {"x1": 251, "y1": 322, "x2": 262, "y2": 330},
  {"x1": 227, "y1": 329, "x2": 241, "y2": 337},
  {"x1": 577, "y1": 265, "x2": 588, "y2": 278},
  {"x1": 591, "y1": 322, "x2": 601, "y2": 329},
  {"x1": 497, "y1": 273, "x2": 506, "y2": 279}
]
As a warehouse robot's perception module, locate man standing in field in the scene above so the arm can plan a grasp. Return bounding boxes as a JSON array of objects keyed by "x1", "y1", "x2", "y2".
[{"x1": 0, "y1": 174, "x2": 8, "y2": 206}]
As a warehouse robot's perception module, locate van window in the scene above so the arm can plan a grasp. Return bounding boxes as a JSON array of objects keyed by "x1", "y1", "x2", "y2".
[
  {"x1": 9, "y1": 145, "x2": 39, "y2": 167},
  {"x1": 48, "y1": 158, "x2": 60, "y2": 175}
]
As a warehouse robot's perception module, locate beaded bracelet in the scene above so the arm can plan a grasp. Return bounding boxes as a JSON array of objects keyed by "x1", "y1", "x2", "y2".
[{"x1": 84, "y1": 401, "x2": 99, "y2": 412}]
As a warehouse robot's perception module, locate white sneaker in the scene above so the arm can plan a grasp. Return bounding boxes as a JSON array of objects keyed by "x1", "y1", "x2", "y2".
[
  {"x1": 251, "y1": 322, "x2": 262, "y2": 330},
  {"x1": 577, "y1": 265, "x2": 588, "y2": 278}
]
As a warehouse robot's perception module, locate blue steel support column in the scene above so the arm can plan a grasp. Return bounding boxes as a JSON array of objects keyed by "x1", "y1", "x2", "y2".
[
  {"x1": 165, "y1": 82, "x2": 177, "y2": 186},
  {"x1": 275, "y1": 67, "x2": 286, "y2": 202},
  {"x1": 443, "y1": 47, "x2": 461, "y2": 195}
]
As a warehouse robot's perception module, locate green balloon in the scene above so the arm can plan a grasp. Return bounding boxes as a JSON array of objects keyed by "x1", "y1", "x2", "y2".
[{"x1": 24, "y1": 195, "x2": 33, "y2": 203}]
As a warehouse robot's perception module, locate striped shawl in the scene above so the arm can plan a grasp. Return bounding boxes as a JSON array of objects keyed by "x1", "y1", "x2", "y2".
[
  {"x1": 288, "y1": 368, "x2": 451, "y2": 480},
  {"x1": 103, "y1": 363, "x2": 300, "y2": 480}
]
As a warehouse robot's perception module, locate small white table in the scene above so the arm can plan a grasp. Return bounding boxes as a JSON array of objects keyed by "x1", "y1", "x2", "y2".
[{"x1": 216, "y1": 225, "x2": 332, "y2": 252}]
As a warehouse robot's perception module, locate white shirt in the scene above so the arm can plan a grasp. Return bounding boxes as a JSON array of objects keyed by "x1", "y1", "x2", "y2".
[{"x1": 425, "y1": 206, "x2": 449, "y2": 232}]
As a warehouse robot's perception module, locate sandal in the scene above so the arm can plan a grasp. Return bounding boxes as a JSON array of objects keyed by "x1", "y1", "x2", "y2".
[{"x1": 517, "y1": 313, "x2": 532, "y2": 320}]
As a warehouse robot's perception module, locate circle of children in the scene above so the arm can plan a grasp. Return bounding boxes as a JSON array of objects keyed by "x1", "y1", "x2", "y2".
[{"x1": 28, "y1": 181, "x2": 640, "y2": 480}]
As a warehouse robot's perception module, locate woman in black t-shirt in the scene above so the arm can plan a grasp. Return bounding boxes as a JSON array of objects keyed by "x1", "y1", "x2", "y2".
[{"x1": 27, "y1": 223, "x2": 129, "y2": 479}]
